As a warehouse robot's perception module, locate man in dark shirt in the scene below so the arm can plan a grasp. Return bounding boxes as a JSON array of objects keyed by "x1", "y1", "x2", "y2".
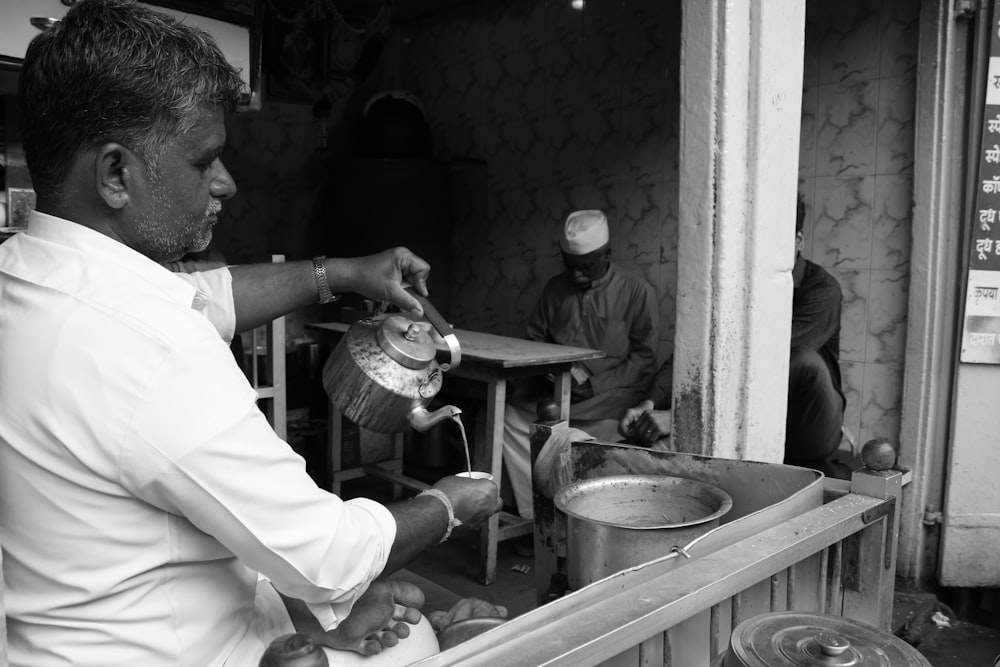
[
  {"x1": 785, "y1": 199, "x2": 846, "y2": 468},
  {"x1": 620, "y1": 199, "x2": 847, "y2": 474}
]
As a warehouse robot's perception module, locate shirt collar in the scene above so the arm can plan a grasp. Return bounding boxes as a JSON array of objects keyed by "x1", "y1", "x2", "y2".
[
  {"x1": 25, "y1": 210, "x2": 205, "y2": 309},
  {"x1": 588, "y1": 262, "x2": 615, "y2": 290}
]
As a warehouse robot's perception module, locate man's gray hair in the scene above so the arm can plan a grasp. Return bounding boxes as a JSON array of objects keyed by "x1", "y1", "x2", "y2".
[{"x1": 19, "y1": 0, "x2": 246, "y2": 200}]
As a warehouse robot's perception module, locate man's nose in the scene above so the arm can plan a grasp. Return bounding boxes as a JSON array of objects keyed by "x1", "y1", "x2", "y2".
[{"x1": 211, "y1": 160, "x2": 238, "y2": 200}]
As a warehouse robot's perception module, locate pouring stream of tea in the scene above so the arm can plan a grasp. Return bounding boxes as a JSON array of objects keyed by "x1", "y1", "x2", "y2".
[{"x1": 452, "y1": 414, "x2": 473, "y2": 476}]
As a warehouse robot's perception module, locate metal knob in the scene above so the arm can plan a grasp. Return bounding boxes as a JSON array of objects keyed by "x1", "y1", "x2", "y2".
[
  {"x1": 814, "y1": 631, "x2": 850, "y2": 656},
  {"x1": 536, "y1": 399, "x2": 560, "y2": 422},
  {"x1": 861, "y1": 437, "x2": 896, "y2": 471},
  {"x1": 404, "y1": 323, "x2": 423, "y2": 341}
]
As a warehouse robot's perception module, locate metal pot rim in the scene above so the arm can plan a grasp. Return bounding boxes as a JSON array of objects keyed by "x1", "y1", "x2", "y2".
[{"x1": 554, "y1": 474, "x2": 734, "y2": 529}]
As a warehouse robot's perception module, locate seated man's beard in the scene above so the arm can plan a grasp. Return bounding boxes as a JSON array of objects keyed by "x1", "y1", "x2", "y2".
[{"x1": 566, "y1": 260, "x2": 607, "y2": 290}]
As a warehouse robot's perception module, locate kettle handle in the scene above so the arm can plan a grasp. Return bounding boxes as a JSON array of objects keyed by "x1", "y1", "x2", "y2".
[{"x1": 408, "y1": 289, "x2": 461, "y2": 371}]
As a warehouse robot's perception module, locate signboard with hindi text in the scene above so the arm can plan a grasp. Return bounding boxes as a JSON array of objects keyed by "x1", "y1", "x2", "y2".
[{"x1": 962, "y1": 8, "x2": 1000, "y2": 363}]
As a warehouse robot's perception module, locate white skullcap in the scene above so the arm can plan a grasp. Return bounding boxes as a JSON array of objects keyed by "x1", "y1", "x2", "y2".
[{"x1": 560, "y1": 210, "x2": 609, "y2": 255}]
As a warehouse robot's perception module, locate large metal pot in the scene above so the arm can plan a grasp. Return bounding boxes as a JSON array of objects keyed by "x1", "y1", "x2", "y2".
[
  {"x1": 723, "y1": 611, "x2": 931, "y2": 666},
  {"x1": 322, "y1": 294, "x2": 462, "y2": 434},
  {"x1": 554, "y1": 474, "x2": 733, "y2": 589}
]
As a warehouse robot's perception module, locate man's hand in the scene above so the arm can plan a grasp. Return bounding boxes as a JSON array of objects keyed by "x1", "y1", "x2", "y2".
[
  {"x1": 618, "y1": 400, "x2": 671, "y2": 446},
  {"x1": 432, "y1": 475, "x2": 503, "y2": 527},
  {"x1": 346, "y1": 248, "x2": 431, "y2": 317},
  {"x1": 619, "y1": 400, "x2": 654, "y2": 439},
  {"x1": 382, "y1": 475, "x2": 502, "y2": 573},
  {"x1": 311, "y1": 580, "x2": 425, "y2": 656},
  {"x1": 570, "y1": 378, "x2": 594, "y2": 401},
  {"x1": 427, "y1": 598, "x2": 508, "y2": 632}
]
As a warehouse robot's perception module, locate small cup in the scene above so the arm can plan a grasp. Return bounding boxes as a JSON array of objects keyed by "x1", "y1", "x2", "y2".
[{"x1": 455, "y1": 471, "x2": 493, "y2": 481}]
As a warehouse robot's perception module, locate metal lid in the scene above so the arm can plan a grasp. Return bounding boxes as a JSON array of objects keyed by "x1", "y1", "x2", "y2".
[
  {"x1": 728, "y1": 612, "x2": 931, "y2": 667},
  {"x1": 375, "y1": 315, "x2": 436, "y2": 370}
]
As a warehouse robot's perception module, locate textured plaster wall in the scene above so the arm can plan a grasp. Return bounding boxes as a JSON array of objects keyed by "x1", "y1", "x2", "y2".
[
  {"x1": 218, "y1": 0, "x2": 918, "y2": 449},
  {"x1": 798, "y1": 0, "x2": 919, "y2": 447},
  {"x1": 401, "y1": 0, "x2": 680, "y2": 366}
]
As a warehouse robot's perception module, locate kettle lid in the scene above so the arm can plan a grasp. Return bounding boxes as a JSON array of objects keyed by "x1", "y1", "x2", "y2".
[
  {"x1": 376, "y1": 315, "x2": 437, "y2": 370},
  {"x1": 727, "y1": 611, "x2": 930, "y2": 667}
]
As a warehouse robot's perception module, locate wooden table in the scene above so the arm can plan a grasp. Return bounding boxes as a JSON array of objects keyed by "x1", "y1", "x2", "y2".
[{"x1": 307, "y1": 321, "x2": 604, "y2": 584}]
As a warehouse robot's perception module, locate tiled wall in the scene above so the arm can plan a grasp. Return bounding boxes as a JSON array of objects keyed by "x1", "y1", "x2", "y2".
[
  {"x1": 216, "y1": 101, "x2": 328, "y2": 264},
  {"x1": 799, "y1": 0, "x2": 918, "y2": 447},
  {"x1": 215, "y1": 100, "x2": 340, "y2": 344},
  {"x1": 401, "y1": 0, "x2": 680, "y2": 365},
  {"x1": 401, "y1": 0, "x2": 917, "y2": 448},
  {"x1": 222, "y1": 0, "x2": 918, "y2": 449}
]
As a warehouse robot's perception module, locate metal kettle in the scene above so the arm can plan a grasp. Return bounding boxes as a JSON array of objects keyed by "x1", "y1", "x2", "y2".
[{"x1": 322, "y1": 294, "x2": 462, "y2": 434}]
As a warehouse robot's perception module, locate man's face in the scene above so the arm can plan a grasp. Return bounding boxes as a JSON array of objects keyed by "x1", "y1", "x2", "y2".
[
  {"x1": 562, "y1": 247, "x2": 609, "y2": 290},
  {"x1": 794, "y1": 229, "x2": 804, "y2": 265},
  {"x1": 127, "y1": 106, "x2": 236, "y2": 262}
]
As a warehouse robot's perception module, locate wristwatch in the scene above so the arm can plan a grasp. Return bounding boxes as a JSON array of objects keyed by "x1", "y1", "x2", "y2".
[{"x1": 312, "y1": 256, "x2": 340, "y2": 304}]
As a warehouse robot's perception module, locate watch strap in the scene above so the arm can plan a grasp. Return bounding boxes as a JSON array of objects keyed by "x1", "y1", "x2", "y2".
[{"x1": 312, "y1": 256, "x2": 339, "y2": 304}]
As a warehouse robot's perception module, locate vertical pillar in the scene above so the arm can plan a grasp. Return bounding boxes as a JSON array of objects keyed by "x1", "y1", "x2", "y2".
[
  {"x1": 674, "y1": 0, "x2": 805, "y2": 461},
  {"x1": 896, "y1": 0, "x2": 971, "y2": 587},
  {"x1": 0, "y1": 535, "x2": 6, "y2": 666}
]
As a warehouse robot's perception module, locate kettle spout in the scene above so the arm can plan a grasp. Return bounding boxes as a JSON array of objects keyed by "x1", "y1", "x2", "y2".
[{"x1": 409, "y1": 404, "x2": 463, "y2": 432}]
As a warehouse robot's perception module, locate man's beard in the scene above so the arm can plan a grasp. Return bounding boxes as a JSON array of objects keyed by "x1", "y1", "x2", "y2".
[{"x1": 132, "y1": 198, "x2": 218, "y2": 262}]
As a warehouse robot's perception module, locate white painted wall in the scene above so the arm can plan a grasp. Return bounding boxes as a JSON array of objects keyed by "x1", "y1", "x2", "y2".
[
  {"x1": 940, "y1": 364, "x2": 1000, "y2": 585},
  {"x1": 674, "y1": 0, "x2": 805, "y2": 462}
]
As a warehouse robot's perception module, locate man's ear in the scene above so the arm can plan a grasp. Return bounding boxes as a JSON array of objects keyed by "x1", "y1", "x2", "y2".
[{"x1": 94, "y1": 143, "x2": 133, "y2": 210}]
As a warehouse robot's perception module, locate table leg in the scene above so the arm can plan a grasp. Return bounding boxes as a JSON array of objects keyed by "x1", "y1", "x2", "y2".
[
  {"x1": 553, "y1": 370, "x2": 572, "y2": 420},
  {"x1": 368, "y1": 433, "x2": 406, "y2": 499},
  {"x1": 476, "y1": 377, "x2": 507, "y2": 585},
  {"x1": 532, "y1": 369, "x2": 573, "y2": 601},
  {"x1": 389, "y1": 433, "x2": 405, "y2": 498},
  {"x1": 327, "y1": 403, "x2": 409, "y2": 500},
  {"x1": 329, "y1": 402, "x2": 343, "y2": 496}
]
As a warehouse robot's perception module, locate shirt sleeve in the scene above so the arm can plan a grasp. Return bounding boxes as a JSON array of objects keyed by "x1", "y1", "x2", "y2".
[
  {"x1": 170, "y1": 267, "x2": 237, "y2": 343},
  {"x1": 791, "y1": 275, "x2": 842, "y2": 352},
  {"x1": 118, "y1": 329, "x2": 396, "y2": 619},
  {"x1": 525, "y1": 281, "x2": 554, "y2": 342},
  {"x1": 648, "y1": 355, "x2": 674, "y2": 409},
  {"x1": 588, "y1": 279, "x2": 659, "y2": 396}
]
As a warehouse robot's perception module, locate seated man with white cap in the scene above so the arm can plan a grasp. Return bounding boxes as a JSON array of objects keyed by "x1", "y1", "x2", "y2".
[{"x1": 502, "y1": 210, "x2": 659, "y2": 525}]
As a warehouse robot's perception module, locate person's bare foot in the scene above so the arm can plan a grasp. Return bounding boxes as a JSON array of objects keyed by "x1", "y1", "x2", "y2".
[{"x1": 291, "y1": 581, "x2": 425, "y2": 656}]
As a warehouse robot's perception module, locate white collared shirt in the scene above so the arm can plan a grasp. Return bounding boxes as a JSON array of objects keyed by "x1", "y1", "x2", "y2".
[{"x1": 0, "y1": 212, "x2": 396, "y2": 666}]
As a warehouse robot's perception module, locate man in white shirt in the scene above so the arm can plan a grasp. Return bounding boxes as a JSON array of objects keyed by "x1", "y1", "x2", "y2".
[{"x1": 0, "y1": 1, "x2": 501, "y2": 665}]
